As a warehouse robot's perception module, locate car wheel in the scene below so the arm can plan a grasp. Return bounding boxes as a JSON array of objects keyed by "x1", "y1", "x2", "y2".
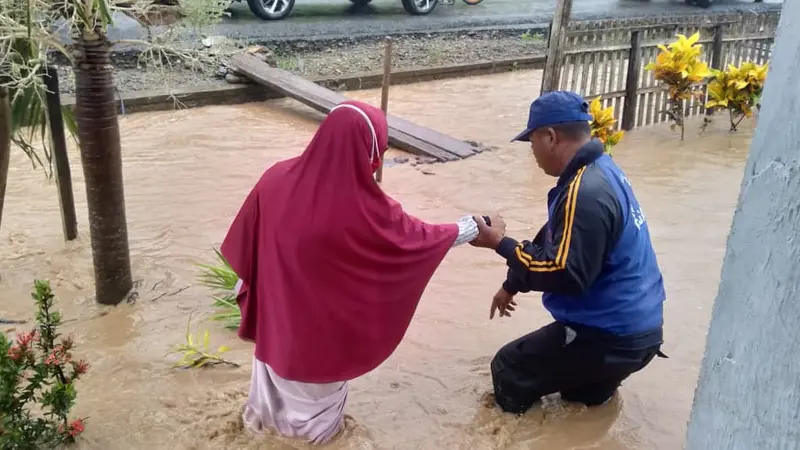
[
  {"x1": 401, "y1": 0, "x2": 438, "y2": 15},
  {"x1": 247, "y1": 0, "x2": 295, "y2": 20}
]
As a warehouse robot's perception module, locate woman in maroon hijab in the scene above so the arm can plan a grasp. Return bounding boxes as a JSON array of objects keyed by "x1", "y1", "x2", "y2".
[{"x1": 220, "y1": 100, "x2": 491, "y2": 444}]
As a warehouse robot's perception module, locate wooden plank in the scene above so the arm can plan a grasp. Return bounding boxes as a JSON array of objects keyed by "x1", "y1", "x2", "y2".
[
  {"x1": 541, "y1": 0, "x2": 573, "y2": 93},
  {"x1": 233, "y1": 54, "x2": 479, "y2": 162},
  {"x1": 622, "y1": 30, "x2": 642, "y2": 130},
  {"x1": 566, "y1": 19, "x2": 739, "y2": 37},
  {"x1": 563, "y1": 34, "x2": 777, "y2": 56},
  {"x1": 376, "y1": 36, "x2": 393, "y2": 183},
  {"x1": 43, "y1": 67, "x2": 78, "y2": 242}
]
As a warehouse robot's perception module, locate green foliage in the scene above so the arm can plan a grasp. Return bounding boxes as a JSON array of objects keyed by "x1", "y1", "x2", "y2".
[
  {"x1": 0, "y1": 0, "x2": 228, "y2": 176},
  {"x1": 197, "y1": 248, "x2": 241, "y2": 330},
  {"x1": 0, "y1": 280, "x2": 88, "y2": 449},
  {"x1": 169, "y1": 316, "x2": 238, "y2": 369},
  {"x1": 181, "y1": 0, "x2": 232, "y2": 30}
]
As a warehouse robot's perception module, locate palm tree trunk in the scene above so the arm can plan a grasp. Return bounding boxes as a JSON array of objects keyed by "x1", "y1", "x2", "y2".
[
  {"x1": 0, "y1": 87, "x2": 11, "y2": 231},
  {"x1": 74, "y1": 32, "x2": 132, "y2": 305}
]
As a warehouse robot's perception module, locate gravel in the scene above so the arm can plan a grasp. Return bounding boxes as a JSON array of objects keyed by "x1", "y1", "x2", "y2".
[{"x1": 54, "y1": 29, "x2": 547, "y2": 96}]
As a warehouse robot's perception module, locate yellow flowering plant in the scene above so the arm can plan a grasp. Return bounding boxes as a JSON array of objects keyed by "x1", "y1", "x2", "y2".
[
  {"x1": 588, "y1": 97, "x2": 624, "y2": 156},
  {"x1": 645, "y1": 32, "x2": 713, "y2": 139},
  {"x1": 705, "y1": 62, "x2": 768, "y2": 131}
]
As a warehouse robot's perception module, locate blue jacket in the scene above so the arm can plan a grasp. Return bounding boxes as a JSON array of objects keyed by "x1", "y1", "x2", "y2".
[{"x1": 496, "y1": 139, "x2": 665, "y2": 335}]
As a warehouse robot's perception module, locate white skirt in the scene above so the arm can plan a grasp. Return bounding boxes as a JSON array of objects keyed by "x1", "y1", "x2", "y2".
[{"x1": 242, "y1": 358, "x2": 348, "y2": 445}]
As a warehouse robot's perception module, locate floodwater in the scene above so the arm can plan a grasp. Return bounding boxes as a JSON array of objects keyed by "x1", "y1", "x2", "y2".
[{"x1": 0, "y1": 70, "x2": 753, "y2": 449}]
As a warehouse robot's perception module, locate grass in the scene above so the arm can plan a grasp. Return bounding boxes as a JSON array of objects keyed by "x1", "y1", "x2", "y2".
[
  {"x1": 275, "y1": 55, "x2": 307, "y2": 74},
  {"x1": 196, "y1": 249, "x2": 241, "y2": 331},
  {"x1": 169, "y1": 315, "x2": 239, "y2": 369}
]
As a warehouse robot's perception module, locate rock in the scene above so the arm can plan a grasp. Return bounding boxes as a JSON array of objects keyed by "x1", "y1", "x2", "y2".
[
  {"x1": 420, "y1": 169, "x2": 435, "y2": 175},
  {"x1": 217, "y1": 66, "x2": 229, "y2": 78},
  {"x1": 202, "y1": 35, "x2": 229, "y2": 48},
  {"x1": 246, "y1": 45, "x2": 267, "y2": 54},
  {"x1": 138, "y1": 4, "x2": 182, "y2": 26},
  {"x1": 225, "y1": 73, "x2": 243, "y2": 84},
  {"x1": 393, "y1": 156, "x2": 410, "y2": 164},
  {"x1": 183, "y1": 59, "x2": 204, "y2": 71}
]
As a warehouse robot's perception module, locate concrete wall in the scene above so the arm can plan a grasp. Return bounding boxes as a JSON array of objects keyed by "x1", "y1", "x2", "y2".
[{"x1": 685, "y1": 3, "x2": 800, "y2": 449}]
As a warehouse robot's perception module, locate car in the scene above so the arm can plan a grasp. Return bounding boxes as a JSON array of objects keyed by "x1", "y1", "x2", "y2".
[
  {"x1": 685, "y1": 0, "x2": 762, "y2": 7},
  {"x1": 238, "y1": 0, "x2": 484, "y2": 21}
]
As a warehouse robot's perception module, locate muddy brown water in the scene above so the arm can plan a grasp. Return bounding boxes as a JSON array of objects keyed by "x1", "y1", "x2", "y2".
[{"x1": 0, "y1": 70, "x2": 752, "y2": 449}]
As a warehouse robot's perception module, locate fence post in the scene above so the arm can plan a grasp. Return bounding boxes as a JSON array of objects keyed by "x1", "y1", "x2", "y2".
[
  {"x1": 706, "y1": 25, "x2": 724, "y2": 116},
  {"x1": 622, "y1": 30, "x2": 642, "y2": 131},
  {"x1": 540, "y1": 0, "x2": 573, "y2": 94},
  {"x1": 43, "y1": 67, "x2": 78, "y2": 241},
  {"x1": 376, "y1": 36, "x2": 392, "y2": 184}
]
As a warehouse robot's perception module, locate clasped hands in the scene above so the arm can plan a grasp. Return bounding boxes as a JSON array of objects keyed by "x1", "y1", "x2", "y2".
[
  {"x1": 469, "y1": 214, "x2": 507, "y2": 250},
  {"x1": 469, "y1": 215, "x2": 517, "y2": 320}
]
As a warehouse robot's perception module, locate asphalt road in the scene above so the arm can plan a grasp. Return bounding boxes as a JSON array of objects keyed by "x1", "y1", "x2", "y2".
[{"x1": 106, "y1": 0, "x2": 782, "y2": 43}]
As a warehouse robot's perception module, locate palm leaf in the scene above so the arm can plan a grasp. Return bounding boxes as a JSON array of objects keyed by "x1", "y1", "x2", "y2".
[{"x1": 196, "y1": 249, "x2": 241, "y2": 330}]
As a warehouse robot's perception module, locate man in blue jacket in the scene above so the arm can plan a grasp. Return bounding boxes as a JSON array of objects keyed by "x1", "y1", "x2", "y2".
[{"x1": 472, "y1": 91, "x2": 667, "y2": 414}]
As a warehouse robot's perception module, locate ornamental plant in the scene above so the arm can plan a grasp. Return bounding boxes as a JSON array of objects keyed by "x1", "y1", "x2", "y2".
[
  {"x1": 197, "y1": 249, "x2": 240, "y2": 331},
  {"x1": 0, "y1": 280, "x2": 88, "y2": 449},
  {"x1": 588, "y1": 97, "x2": 624, "y2": 155},
  {"x1": 705, "y1": 62, "x2": 768, "y2": 131},
  {"x1": 169, "y1": 316, "x2": 238, "y2": 369},
  {"x1": 645, "y1": 32, "x2": 713, "y2": 140}
]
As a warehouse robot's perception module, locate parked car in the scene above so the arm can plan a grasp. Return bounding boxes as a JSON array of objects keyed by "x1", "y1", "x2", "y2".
[
  {"x1": 684, "y1": 0, "x2": 762, "y2": 7},
  {"x1": 238, "y1": 0, "x2": 483, "y2": 21}
]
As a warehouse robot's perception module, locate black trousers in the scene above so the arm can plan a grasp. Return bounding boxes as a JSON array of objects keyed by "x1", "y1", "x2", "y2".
[{"x1": 490, "y1": 321, "x2": 664, "y2": 414}]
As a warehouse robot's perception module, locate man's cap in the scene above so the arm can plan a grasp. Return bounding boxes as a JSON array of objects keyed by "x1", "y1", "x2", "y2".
[{"x1": 512, "y1": 91, "x2": 593, "y2": 142}]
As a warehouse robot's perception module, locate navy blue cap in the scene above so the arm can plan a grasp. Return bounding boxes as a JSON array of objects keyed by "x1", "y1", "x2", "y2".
[{"x1": 512, "y1": 91, "x2": 593, "y2": 142}]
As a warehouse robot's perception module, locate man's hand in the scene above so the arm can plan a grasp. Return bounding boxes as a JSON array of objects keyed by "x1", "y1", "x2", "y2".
[
  {"x1": 490, "y1": 287, "x2": 517, "y2": 319},
  {"x1": 470, "y1": 215, "x2": 506, "y2": 249}
]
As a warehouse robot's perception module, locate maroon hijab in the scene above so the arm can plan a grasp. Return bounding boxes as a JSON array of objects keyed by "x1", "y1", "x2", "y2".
[{"x1": 221, "y1": 100, "x2": 459, "y2": 383}]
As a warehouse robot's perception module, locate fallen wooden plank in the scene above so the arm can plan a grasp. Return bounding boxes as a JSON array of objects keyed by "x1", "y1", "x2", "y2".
[{"x1": 232, "y1": 54, "x2": 479, "y2": 162}]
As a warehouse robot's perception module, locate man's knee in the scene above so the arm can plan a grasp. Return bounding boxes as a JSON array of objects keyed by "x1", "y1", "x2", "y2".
[
  {"x1": 490, "y1": 346, "x2": 539, "y2": 415},
  {"x1": 490, "y1": 340, "x2": 517, "y2": 373},
  {"x1": 560, "y1": 384, "x2": 618, "y2": 407}
]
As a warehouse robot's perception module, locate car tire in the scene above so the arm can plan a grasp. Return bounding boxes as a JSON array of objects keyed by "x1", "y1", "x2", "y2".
[
  {"x1": 247, "y1": 0, "x2": 295, "y2": 20},
  {"x1": 401, "y1": 0, "x2": 438, "y2": 15}
]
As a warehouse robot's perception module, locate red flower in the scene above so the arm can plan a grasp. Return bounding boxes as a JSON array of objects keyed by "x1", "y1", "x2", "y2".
[
  {"x1": 7, "y1": 345, "x2": 23, "y2": 362},
  {"x1": 68, "y1": 419, "x2": 85, "y2": 437},
  {"x1": 45, "y1": 351, "x2": 61, "y2": 366},
  {"x1": 72, "y1": 360, "x2": 89, "y2": 375},
  {"x1": 15, "y1": 330, "x2": 38, "y2": 348}
]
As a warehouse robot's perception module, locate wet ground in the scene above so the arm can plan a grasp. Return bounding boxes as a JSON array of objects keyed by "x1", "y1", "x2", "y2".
[
  {"x1": 0, "y1": 70, "x2": 754, "y2": 449},
  {"x1": 103, "y1": 0, "x2": 782, "y2": 43}
]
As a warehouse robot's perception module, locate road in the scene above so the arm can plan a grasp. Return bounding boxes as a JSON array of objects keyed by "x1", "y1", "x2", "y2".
[{"x1": 106, "y1": 0, "x2": 782, "y2": 43}]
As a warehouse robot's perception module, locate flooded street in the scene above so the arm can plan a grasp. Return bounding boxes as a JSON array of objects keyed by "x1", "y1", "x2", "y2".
[{"x1": 0, "y1": 70, "x2": 752, "y2": 449}]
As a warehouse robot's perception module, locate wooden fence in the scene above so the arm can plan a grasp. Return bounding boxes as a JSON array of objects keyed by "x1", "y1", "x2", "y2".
[{"x1": 552, "y1": 11, "x2": 780, "y2": 130}]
